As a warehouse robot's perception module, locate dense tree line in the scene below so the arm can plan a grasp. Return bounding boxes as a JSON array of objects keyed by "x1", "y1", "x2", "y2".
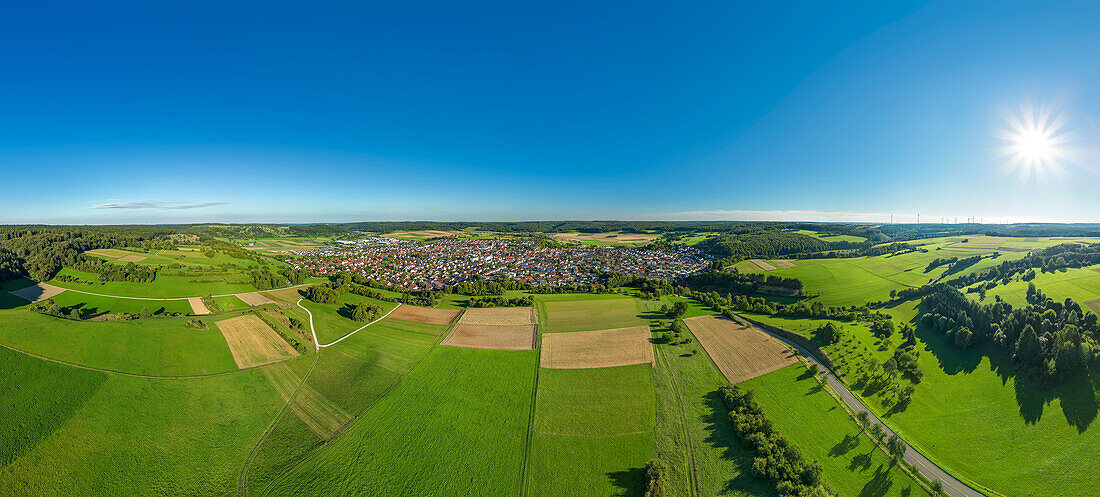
[
  {"x1": 250, "y1": 267, "x2": 308, "y2": 290},
  {"x1": 466, "y1": 296, "x2": 534, "y2": 307},
  {"x1": 681, "y1": 271, "x2": 803, "y2": 295},
  {"x1": 920, "y1": 284, "x2": 1098, "y2": 388},
  {"x1": 71, "y1": 256, "x2": 157, "y2": 282},
  {"x1": 343, "y1": 302, "x2": 383, "y2": 322},
  {"x1": 720, "y1": 385, "x2": 831, "y2": 497}
]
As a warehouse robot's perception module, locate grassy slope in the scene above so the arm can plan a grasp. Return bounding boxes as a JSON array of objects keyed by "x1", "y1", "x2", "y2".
[
  {"x1": 247, "y1": 319, "x2": 444, "y2": 492},
  {"x1": 528, "y1": 364, "x2": 656, "y2": 497},
  {"x1": 871, "y1": 300, "x2": 1100, "y2": 497},
  {"x1": 0, "y1": 351, "x2": 283, "y2": 496},
  {"x1": 49, "y1": 291, "x2": 194, "y2": 316},
  {"x1": 263, "y1": 347, "x2": 535, "y2": 497},
  {"x1": 0, "y1": 309, "x2": 237, "y2": 375},
  {"x1": 50, "y1": 268, "x2": 259, "y2": 298},
  {"x1": 299, "y1": 292, "x2": 400, "y2": 344},
  {"x1": 743, "y1": 364, "x2": 931, "y2": 497}
]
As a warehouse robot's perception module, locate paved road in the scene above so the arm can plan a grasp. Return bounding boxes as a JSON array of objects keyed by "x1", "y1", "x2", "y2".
[{"x1": 736, "y1": 315, "x2": 986, "y2": 497}]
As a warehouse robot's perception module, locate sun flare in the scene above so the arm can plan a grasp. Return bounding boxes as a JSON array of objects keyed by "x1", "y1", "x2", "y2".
[{"x1": 995, "y1": 99, "x2": 1072, "y2": 184}]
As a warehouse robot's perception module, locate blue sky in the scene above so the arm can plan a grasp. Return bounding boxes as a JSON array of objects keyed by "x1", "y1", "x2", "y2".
[{"x1": 1, "y1": 0, "x2": 1097, "y2": 223}]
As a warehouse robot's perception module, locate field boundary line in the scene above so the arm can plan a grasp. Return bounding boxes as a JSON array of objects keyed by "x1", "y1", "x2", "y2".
[
  {"x1": 317, "y1": 303, "x2": 402, "y2": 348},
  {"x1": 0, "y1": 341, "x2": 295, "y2": 380},
  {"x1": 519, "y1": 323, "x2": 541, "y2": 497}
]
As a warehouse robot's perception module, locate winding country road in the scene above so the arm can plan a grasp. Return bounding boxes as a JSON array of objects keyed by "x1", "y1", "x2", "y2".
[{"x1": 737, "y1": 314, "x2": 986, "y2": 497}]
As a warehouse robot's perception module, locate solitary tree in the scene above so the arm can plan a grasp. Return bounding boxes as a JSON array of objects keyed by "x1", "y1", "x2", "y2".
[
  {"x1": 886, "y1": 434, "x2": 907, "y2": 462},
  {"x1": 856, "y1": 410, "x2": 870, "y2": 428}
]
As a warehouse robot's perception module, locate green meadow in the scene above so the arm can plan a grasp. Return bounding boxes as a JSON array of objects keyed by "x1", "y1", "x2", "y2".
[
  {"x1": 263, "y1": 347, "x2": 536, "y2": 497},
  {"x1": 538, "y1": 295, "x2": 646, "y2": 332},
  {"x1": 0, "y1": 346, "x2": 284, "y2": 496},
  {"x1": 742, "y1": 364, "x2": 931, "y2": 497},
  {"x1": 528, "y1": 364, "x2": 656, "y2": 496},
  {"x1": 49, "y1": 291, "x2": 194, "y2": 316},
  {"x1": 246, "y1": 318, "x2": 443, "y2": 492},
  {"x1": 298, "y1": 292, "x2": 399, "y2": 343},
  {"x1": 0, "y1": 309, "x2": 237, "y2": 376}
]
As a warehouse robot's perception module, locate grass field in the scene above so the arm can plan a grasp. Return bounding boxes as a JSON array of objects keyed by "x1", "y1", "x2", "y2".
[
  {"x1": 978, "y1": 265, "x2": 1100, "y2": 307},
  {"x1": 742, "y1": 364, "x2": 931, "y2": 497},
  {"x1": 795, "y1": 229, "x2": 868, "y2": 243},
  {"x1": 0, "y1": 309, "x2": 238, "y2": 375},
  {"x1": 0, "y1": 346, "x2": 284, "y2": 495},
  {"x1": 299, "y1": 292, "x2": 399, "y2": 344},
  {"x1": 246, "y1": 318, "x2": 443, "y2": 492},
  {"x1": 863, "y1": 301, "x2": 1100, "y2": 497},
  {"x1": 262, "y1": 347, "x2": 536, "y2": 497},
  {"x1": 528, "y1": 364, "x2": 656, "y2": 496},
  {"x1": 50, "y1": 267, "x2": 259, "y2": 298},
  {"x1": 49, "y1": 291, "x2": 194, "y2": 316},
  {"x1": 539, "y1": 296, "x2": 645, "y2": 333}
]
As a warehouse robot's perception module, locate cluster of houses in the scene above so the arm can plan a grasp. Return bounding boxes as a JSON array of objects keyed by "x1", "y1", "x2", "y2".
[{"x1": 287, "y1": 238, "x2": 709, "y2": 290}]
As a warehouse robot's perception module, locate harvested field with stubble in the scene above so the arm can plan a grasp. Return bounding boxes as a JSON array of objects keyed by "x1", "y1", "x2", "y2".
[
  {"x1": 236, "y1": 291, "x2": 276, "y2": 306},
  {"x1": 749, "y1": 258, "x2": 777, "y2": 271},
  {"x1": 773, "y1": 259, "x2": 796, "y2": 268},
  {"x1": 457, "y1": 306, "x2": 536, "y2": 326},
  {"x1": 118, "y1": 254, "x2": 147, "y2": 262},
  {"x1": 216, "y1": 314, "x2": 299, "y2": 369},
  {"x1": 684, "y1": 315, "x2": 797, "y2": 383},
  {"x1": 10, "y1": 283, "x2": 67, "y2": 303},
  {"x1": 389, "y1": 304, "x2": 461, "y2": 325},
  {"x1": 442, "y1": 323, "x2": 536, "y2": 350},
  {"x1": 260, "y1": 287, "x2": 308, "y2": 304},
  {"x1": 187, "y1": 297, "x2": 210, "y2": 315},
  {"x1": 540, "y1": 326, "x2": 653, "y2": 369},
  {"x1": 263, "y1": 363, "x2": 351, "y2": 439}
]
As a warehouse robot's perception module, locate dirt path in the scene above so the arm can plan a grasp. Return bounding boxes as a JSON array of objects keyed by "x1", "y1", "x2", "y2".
[{"x1": 295, "y1": 300, "x2": 402, "y2": 348}]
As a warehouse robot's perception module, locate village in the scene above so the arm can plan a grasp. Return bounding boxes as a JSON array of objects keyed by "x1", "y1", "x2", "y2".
[{"x1": 288, "y1": 237, "x2": 710, "y2": 290}]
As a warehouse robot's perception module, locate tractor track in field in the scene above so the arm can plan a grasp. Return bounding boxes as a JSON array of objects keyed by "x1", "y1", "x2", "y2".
[{"x1": 654, "y1": 344, "x2": 700, "y2": 497}]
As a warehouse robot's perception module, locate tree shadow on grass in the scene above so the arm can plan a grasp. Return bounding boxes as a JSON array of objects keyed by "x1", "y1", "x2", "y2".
[
  {"x1": 700, "y1": 390, "x2": 774, "y2": 496},
  {"x1": 909, "y1": 304, "x2": 1097, "y2": 432},
  {"x1": 858, "y1": 464, "x2": 894, "y2": 497},
  {"x1": 848, "y1": 448, "x2": 873, "y2": 473},
  {"x1": 606, "y1": 467, "x2": 645, "y2": 497},
  {"x1": 829, "y1": 433, "x2": 861, "y2": 457}
]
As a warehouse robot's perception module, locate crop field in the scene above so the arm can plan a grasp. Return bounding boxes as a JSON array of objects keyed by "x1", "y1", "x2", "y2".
[
  {"x1": 9, "y1": 282, "x2": 67, "y2": 303},
  {"x1": 443, "y1": 323, "x2": 537, "y2": 350},
  {"x1": 0, "y1": 346, "x2": 285, "y2": 495},
  {"x1": 236, "y1": 291, "x2": 277, "y2": 306},
  {"x1": 215, "y1": 314, "x2": 299, "y2": 369},
  {"x1": 298, "y1": 292, "x2": 399, "y2": 344},
  {"x1": 0, "y1": 309, "x2": 238, "y2": 375},
  {"x1": 457, "y1": 306, "x2": 536, "y2": 326},
  {"x1": 550, "y1": 231, "x2": 657, "y2": 245},
  {"x1": 261, "y1": 347, "x2": 536, "y2": 497},
  {"x1": 540, "y1": 326, "x2": 653, "y2": 369},
  {"x1": 188, "y1": 296, "x2": 211, "y2": 314},
  {"x1": 684, "y1": 315, "x2": 797, "y2": 383},
  {"x1": 387, "y1": 303, "x2": 461, "y2": 324},
  {"x1": 528, "y1": 364, "x2": 656, "y2": 496},
  {"x1": 742, "y1": 364, "x2": 931, "y2": 497},
  {"x1": 539, "y1": 297, "x2": 644, "y2": 332},
  {"x1": 49, "y1": 291, "x2": 193, "y2": 316}
]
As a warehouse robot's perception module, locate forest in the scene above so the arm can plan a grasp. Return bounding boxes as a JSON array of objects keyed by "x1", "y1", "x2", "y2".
[{"x1": 920, "y1": 284, "x2": 1098, "y2": 388}]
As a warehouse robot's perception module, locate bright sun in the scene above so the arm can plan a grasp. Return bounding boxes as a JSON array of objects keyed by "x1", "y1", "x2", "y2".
[{"x1": 996, "y1": 99, "x2": 1072, "y2": 183}]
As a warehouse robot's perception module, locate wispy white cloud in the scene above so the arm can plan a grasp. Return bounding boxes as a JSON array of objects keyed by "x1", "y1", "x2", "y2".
[
  {"x1": 639, "y1": 209, "x2": 893, "y2": 223},
  {"x1": 89, "y1": 200, "x2": 229, "y2": 210}
]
